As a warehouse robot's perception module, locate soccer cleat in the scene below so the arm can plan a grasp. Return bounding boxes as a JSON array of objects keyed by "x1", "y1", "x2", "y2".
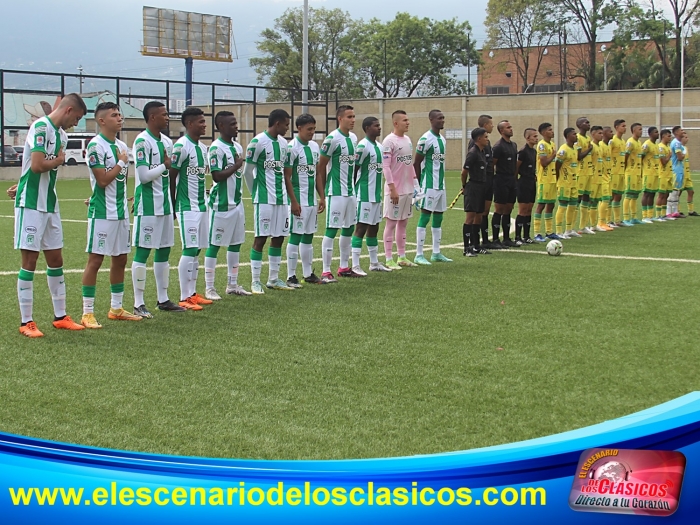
[
  {"x1": 205, "y1": 288, "x2": 222, "y2": 301},
  {"x1": 463, "y1": 247, "x2": 478, "y2": 257},
  {"x1": 369, "y1": 262, "x2": 392, "y2": 272},
  {"x1": 677, "y1": 212, "x2": 687, "y2": 218},
  {"x1": 338, "y1": 268, "x2": 365, "y2": 278},
  {"x1": 583, "y1": 227, "x2": 596, "y2": 234},
  {"x1": 480, "y1": 241, "x2": 495, "y2": 250},
  {"x1": 286, "y1": 276, "x2": 304, "y2": 288},
  {"x1": 558, "y1": 233, "x2": 571, "y2": 239},
  {"x1": 385, "y1": 260, "x2": 402, "y2": 271},
  {"x1": 302, "y1": 273, "x2": 325, "y2": 284},
  {"x1": 226, "y1": 284, "x2": 253, "y2": 295},
  {"x1": 490, "y1": 240, "x2": 507, "y2": 249},
  {"x1": 156, "y1": 300, "x2": 187, "y2": 312},
  {"x1": 642, "y1": 218, "x2": 654, "y2": 224},
  {"x1": 614, "y1": 222, "x2": 626, "y2": 227},
  {"x1": 630, "y1": 218, "x2": 644, "y2": 225},
  {"x1": 251, "y1": 281, "x2": 266, "y2": 294},
  {"x1": 664, "y1": 215, "x2": 676, "y2": 220},
  {"x1": 19, "y1": 321, "x2": 44, "y2": 338},
  {"x1": 430, "y1": 253, "x2": 453, "y2": 262},
  {"x1": 503, "y1": 239, "x2": 520, "y2": 248},
  {"x1": 397, "y1": 256, "x2": 418, "y2": 267},
  {"x1": 266, "y1": 278, "x2": 295, "y2": 290},
  {"x1": 689, "y1": 211, "x2": 700, "y2": 216},
  {"x1": 545, "y1": 233, "x2": 561, "y2": 241},
  {"x1": 351, "y1": 266, "x2": 368, "y2": 276},
  {"x1": 179, "y1": 297, "x2": 204, "y2": 310},
  {"x1": 134, "y1": 304, "x2": 154, "y2": 318},
  {"x1": 413, "y1": 255, "x2": 432, "y2": 265},
  {"x1": 475, "y1": 247, "x2": 492, "y2": 254},
  {"x1": 108, "y1": 308, "x2": 142, "y2": 321},
  {"x1": 321, "y1": 272, "x2": 339, "y2": 283},
  {"x1": 568, "y1": 230, "x2": 582, "y2": 238},
  {"x1": 534, "y1": 234, "x2": 547, "y2": 243},
  {"x1": 53, "y1": 315, "x2": 85, "y2": 331},
  {"x1": 608, "y1": 222, "x2": 619, "y2": 229},
  {"x1": 523, "y1": 238, "x2": 535, "y2": 244},
  {"x1": 652, "y1": 217, "x2": 665, "y2": 222},
  {"x1": 192, "y1": 293, "x2": 213, "y2": 305},
  {"x1": 620, "y1": 220, "x2": 634, "y2": 226},
  {"x1": 80, "y1": 313, "x2": 103, "y2": 329}
]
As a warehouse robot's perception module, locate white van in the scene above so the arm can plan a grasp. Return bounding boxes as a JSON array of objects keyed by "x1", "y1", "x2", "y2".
[{"x1": 64, "y1": 134, "x2": 95, "y2": 165}]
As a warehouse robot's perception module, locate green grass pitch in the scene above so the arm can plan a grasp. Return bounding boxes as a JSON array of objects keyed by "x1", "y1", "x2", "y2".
[{"x1": 0, "y1": 172, "x2": 698, "y2": 460}]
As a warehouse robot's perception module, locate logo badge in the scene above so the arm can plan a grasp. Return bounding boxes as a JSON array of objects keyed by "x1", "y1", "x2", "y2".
[
  {"x1": 26, "y1": 234, "x2": 35, "y2": 245},
  {"x1": 569, "y1": 448, "x2": 686, "y2": 517}
]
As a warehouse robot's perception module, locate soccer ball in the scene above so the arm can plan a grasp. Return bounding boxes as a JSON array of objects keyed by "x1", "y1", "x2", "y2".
[{"x1": 546, "y1": 240, "x2": 563, "y2": 256}]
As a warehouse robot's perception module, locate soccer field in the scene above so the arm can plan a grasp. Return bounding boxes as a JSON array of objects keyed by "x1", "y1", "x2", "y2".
[{"x1": 0, "y1": 172, "x2": 698, "y2": 461}]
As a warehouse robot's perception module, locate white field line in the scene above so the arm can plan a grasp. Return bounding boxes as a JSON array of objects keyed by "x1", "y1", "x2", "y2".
[
  {"x1": 501, "y1": 249, "x2": 700, "y2": 264},
  {"x1": 0, "y1": 244, "x2": 464, "y2": 277}
]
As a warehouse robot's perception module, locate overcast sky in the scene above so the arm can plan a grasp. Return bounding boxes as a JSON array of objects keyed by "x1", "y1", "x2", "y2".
[{"x1": 1, "y1": 0, "x2": 623, "y2": 89}]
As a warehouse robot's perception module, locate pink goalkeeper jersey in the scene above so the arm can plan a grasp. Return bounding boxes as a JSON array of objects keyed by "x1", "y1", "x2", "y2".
[{"x1": 382, "y1": 132, "x2": 415, "y2": 195}]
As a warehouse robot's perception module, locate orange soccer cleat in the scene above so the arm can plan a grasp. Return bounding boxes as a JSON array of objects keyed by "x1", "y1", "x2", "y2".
[
  {"x1": 19, "y1": 321, "x2": 44, "y2": 338},
  {"x1": 53, "y1": 315, "x2": 85, "y2": 331},
  {"x1": 107, "y1": 308, "x2": 142, "y2": 321},
  {"x1": 179, "y1": 296, "x2": 203, "y2": 311},
  {"x1": 191, "y1": 293, "x2": 213, "y2": 305}
]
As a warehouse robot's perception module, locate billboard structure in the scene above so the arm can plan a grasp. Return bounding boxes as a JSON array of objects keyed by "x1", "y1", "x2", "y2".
[{"x1": 141, "y1": 7, "x2": 233, "y2": 105}]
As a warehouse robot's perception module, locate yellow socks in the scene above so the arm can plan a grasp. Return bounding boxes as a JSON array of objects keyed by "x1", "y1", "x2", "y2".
[{"x1": 555, "y1": 205, "x2": 567, "y2": 234}]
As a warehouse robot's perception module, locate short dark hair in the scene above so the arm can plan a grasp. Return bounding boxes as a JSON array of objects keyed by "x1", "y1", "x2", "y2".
[
  {"x1": 672, "y1": 125, "x2": 683, "y2": 134},
  {"x1": 362, "y1": 116, "x2": 379, "y2": 131},
  {"x1": 296, "y1": 113, "x2": 316, "y2": 128},
  {"x1": 631, "y1": 122, "x2": 642, "y2": 132},
  {"x1": 214, "y1": 110, "x2": 235, "y2": 130},
  {"x1": 564, "y1": 127, "x2": 576, "y2": 139},
  {"x1": 648, "y1": 126, "x2": 658, "y2": 135},
  {"x1": 143, "y1": 101, "x2": 165, "y2": 122},
  {"x1": 523, "y1": 127, "x2": 537, "y2": 137},
  {"x1": 428, "y1": 109, "x2": 442, "y2": 119},
  {"x1": 59, "y1": 93, "x2": 88, "y2": 114},
  {"x1": 336, "y1": 105, "x2": 354, "y2": 119},
  {"x1": 269, "y1": 109, "x2": 290, "y2": 127},
  {"x1": 660, "y1": 129, "x2": 672, "y2": 138},
  {"x1": 471, "y1": 127, "x2": 487, "y2": 141},
  {"x1": 497, "y1": 120, "x2": 510, "y2": 133},
  {"x1": 95, "y1": 102, "x2": 120, "y2": 119},
  {"x1": 392, "y1": 110, "x2": 407, "y2": 118},
  {"x1": 181, "y1": 106, "x2": 204, "y2": 126},
  {"x1": 591, "y1": 125, "x2": 603, "y2": 132},
  {"x1": 538, "y1": 122, "x2": 552, "y2": 133},
  {"x1": 614, "y1": 119, "x2": 626, "y2": 128},
  {"x1": 576, "y1": 116, "x2": 589, "y2": 126},
  {"x1": 477, "y1": 114, "x2": 492, "y2": 127}
]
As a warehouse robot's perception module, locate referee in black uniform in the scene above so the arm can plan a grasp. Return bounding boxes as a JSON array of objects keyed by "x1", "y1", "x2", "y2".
[
  {"x1": 515, "y1": 128, "x2": 538, "y2": 243},
  {"x1": 491, "y1": 120, "x2": 520, "y2": 248},
  {"x1": 468, "y1": 115, "x2": 495, "y2": 249},
  {"x1": 461, "y1": 128, "x2": 490, "y2": 256}
]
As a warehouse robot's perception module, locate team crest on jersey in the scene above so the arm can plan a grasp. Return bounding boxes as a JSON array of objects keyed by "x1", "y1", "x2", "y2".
[
  {"x1": 210, "y1": 156, "x2": 217, "y2": 167},
  {"x1": 137, "y1": 149, "x2": 145, "y2": 162},
  {"x1": 36, "y1": 135, "x2": 45, "y2": 146}
]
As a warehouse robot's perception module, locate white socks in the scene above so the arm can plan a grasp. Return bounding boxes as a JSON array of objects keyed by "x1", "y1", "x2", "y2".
[
  {"x1": 227, "y1": 250, "x2": 240, "y2": 286},
  {"x1": 300, "y1": 243, "x2": 313, "y2": 278},
  {"x1": 416, "y1": 227, "x2": 426, "y2": 257},
  {"x1": 286, "y1": 243, "x2": 299, "y2": 279},
  {"x1": 432, "y1": 227, "x2": 442, "y2": 254},
  {"x1": 322, "y1": 236, "x2": 334, "y2": 273}
]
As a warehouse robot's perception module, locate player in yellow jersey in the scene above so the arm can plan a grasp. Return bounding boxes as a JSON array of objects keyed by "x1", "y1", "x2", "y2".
[
  {"x1": 555, "y1": 128, "x2": 579, "y2": 239},
  {"x1": 680, "y1": 131, "x2": 697, "y2": 216},
  {"x1": 597, "y1": 126, "x2": 614, "y2": 230},
  {"x1": 574, "y1": 117, "x2": 594, "y2": 234},
  {"x1": 622, "y1": 122, "x2": 644, "y2": 226},
  {"x1": 533, "y1": 122, "x2": 560, "y2": 241},
  {"x1": 656, "y1": 129, "x2": 673, "y2": 221},
  {"x1": 641, "y1": 127, "x2": 661, "y2": 223},
  {"x1": 608, "y1": 119, "x2": 627, "y2": 227},
  {"x1": 587, "y1": 126, "x2": 606, "y2": 233}
]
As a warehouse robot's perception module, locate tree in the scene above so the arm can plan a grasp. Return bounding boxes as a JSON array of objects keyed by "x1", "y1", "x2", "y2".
[
  {"x1": 485, "y1": 0, "x2": 558, "y2": 93},
  {"x1": 349, "y1": 13, "x2": 479, "y2": 97},
  {"x1": 667, "y1": 0, "x2": 700, "y2": 85},
  {"x1": 556, "y1": 0, "x2": 622, "y2": 90},
  {"x1": 249, "y1": 7, "x2": 365, "y2": 101}
]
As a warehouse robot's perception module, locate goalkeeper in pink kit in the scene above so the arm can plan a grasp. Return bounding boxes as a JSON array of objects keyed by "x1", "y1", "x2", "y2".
[{"x1": 382, "y1": 110, "x2": 420, "y2": 269}]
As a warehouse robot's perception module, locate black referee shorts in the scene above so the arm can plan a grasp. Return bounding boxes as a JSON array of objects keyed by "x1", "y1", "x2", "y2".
[
  {"x1": 517, "y1": 176, "x2": 537, "y2": 204},
  {"x1": 483, "y1": 176, "x2": 494, "y2": 203},
  {"x1": 464, "y1": 182, "x2": 486, "y2": 213},
  {"x1": 494, "y1": 178, "x2": 517, "y2": 204}
]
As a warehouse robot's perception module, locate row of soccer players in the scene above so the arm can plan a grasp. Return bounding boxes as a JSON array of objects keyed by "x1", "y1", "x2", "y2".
[
  {"x1": 459, "y1": 115, "x2": 697, "y2": 256},
  {"x1": 10, "y1": 94, "x2": 452, "y2": 337}
]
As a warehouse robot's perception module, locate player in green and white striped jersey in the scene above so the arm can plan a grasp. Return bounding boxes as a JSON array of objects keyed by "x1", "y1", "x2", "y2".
[
  {"x1": 413, "y1": 110, "x2": 452, "y2": 265},
  {"x1": 317, "y1": 105, "x2": 359, "y2": 281},
  {"x1": 169, "y1": 107, "x2": 213, "y2": 310},
  {"x1": 80, "y1": 102, "x2": 142, "y2": 329},
  {"x1": 202, "y1": 111, "x2": 251, "y2": 299},
  {"x1": 130, "y1": 101, "x2": 185, "y2": 317},
  {"x1": 284, "y1": 113, "x2": 325, "y2": 287},
  {"x1": 243, "y1": 109, "x2": 295, "y2": 294},
  {"x1": 14, "y1": 93, "x2": 87, "y2": 338},
  {"x1": 351, "y1": 116, "x2": 391, "y2": 274}
]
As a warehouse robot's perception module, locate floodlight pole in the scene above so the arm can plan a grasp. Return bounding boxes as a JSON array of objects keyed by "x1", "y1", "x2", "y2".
[
  {"x1": 185, "y1": 57, "x2": 193, "y2": 107},
  {"x1": 302, "y1": 0, "x2": 309, "y2": 112}
]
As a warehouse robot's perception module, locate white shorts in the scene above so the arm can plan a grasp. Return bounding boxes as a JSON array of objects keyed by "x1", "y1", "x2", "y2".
[
  {"x1": 209, "y1": 205, "x2": 245, "y2": 247},
  {"x1": 177, "y1": 210, "x2": 209, "y2": 250},
  {"x1": 326, "y1": 195, "x2": 357, "y2": 229},
  {"x1": 357, "y1": 201, "x2": 382, "y2": 226},
  {"x1": 14, "y1": 207, "x2": 63, "y2": 251},
  {"x1": 132, "y1": 215, "x2": 175, "y2": 250},
  {"x1": 290, "y1": 205, "x2": 318, "y2": 235},
  {"x1": 86, "y1": 218, "x2": 131, "y2": 256},
  {"x1": 383, "y1": 194, "x2": 414, "y2": 221},
  {"x1": 254, "y1": 203, "x2": 290, "y2": 238},
  {"x1": 419, "y1": 189, "x2": 447, "y2": 213}
]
